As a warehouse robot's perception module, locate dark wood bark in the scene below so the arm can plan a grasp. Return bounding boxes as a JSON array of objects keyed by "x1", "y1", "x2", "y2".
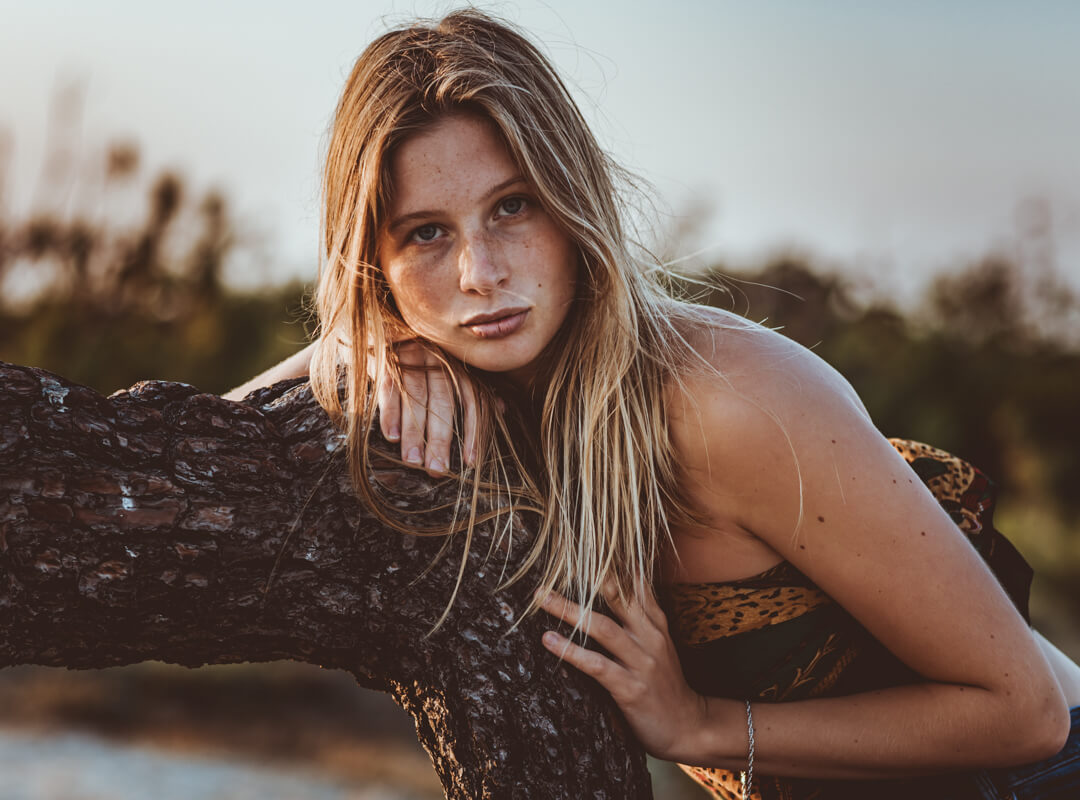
[{"x1": 0, "y1": 361, "x2": 653, "y2": 799}]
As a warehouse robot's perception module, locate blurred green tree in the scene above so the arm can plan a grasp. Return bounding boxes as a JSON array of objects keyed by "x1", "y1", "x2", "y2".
[{"x1": 0, "y1": 142, "x2": 309, "y2": 396}]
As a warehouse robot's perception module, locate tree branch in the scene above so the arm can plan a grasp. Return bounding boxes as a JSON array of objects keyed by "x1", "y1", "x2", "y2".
[{"x1": 0, "y1": 362, "x2": 653, "y2": 798}]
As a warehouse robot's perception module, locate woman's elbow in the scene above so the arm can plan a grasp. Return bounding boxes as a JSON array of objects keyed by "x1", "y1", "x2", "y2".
[
  {"x1": 1037, "y1": 697, "x2": 1072, "y2": 760},
  {"x1": 1012, "y1": 687, "x2": 1071, "y2": 764}
]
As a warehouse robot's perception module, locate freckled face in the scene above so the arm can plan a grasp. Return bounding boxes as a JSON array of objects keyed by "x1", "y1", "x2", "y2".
[{"x1": 377, "y1": 113, "x2": 578, "y2": 385}]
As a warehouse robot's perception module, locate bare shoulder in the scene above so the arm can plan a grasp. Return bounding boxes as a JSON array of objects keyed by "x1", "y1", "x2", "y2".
[
  {"x1": 661, "y1": 307, "x2": 1060, "y2": 727},
  {"x1": 662, "y1": 303, "x2": 915, "y2": 564},
  {"x1": 665, "y1": 304, "x2": 872, "y2": 444}
]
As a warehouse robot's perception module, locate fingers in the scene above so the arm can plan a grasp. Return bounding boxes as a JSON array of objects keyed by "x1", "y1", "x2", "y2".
[
  {"x1": 373, "y1": 340, "x2": 481, "y2": 474},
  {"x1": 603, "y1": 580, "x2": 670, "y2": 637},
  {"x1": 376, "y1": 367, "x2": 401, "y2": 444},
  {"x1": 461, "y1": 373, "x2": 479, "y2": 467},
  {"x1": 423, "y1": 355, "x2": 455, "y2": 476},
  {"x1": 539, "y1": 584, "x2": 702, "y2": 763},
  {"x1": 541, "y1": 629, "x2": 633, "y2": 689},
  {"x1": 537, "y1": 589, "x2": 647, "y2": 669},
  {"x1": 397, "y1": 343, "x2": 429, "y2": 469},
  {"x1": 370, "y1": 340, "x2": 405, "y2": 444}
]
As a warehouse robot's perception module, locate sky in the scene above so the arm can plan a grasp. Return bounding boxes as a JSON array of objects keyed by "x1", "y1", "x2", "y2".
[{"x1": 2, "y1": 0, "x2": 1079, "y2": 302}]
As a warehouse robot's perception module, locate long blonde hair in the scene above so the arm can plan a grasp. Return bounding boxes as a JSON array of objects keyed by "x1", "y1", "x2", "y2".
[{"x1": 310, "y1": 8, "x2": 703, "y2": 629}]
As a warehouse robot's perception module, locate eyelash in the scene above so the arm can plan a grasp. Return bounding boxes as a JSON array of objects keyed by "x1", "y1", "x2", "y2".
[
  {"x1": 406, "y1": 195, "x2": 530, "y2": 245},
  {"x1": 496, "y1": 195, "x2": 529, "y2": 217}
]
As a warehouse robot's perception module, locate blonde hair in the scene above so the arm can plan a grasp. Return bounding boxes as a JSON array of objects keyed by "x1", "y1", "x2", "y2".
[{"x1": 310, "y1": 8, "x2": 703, "y2": 630}]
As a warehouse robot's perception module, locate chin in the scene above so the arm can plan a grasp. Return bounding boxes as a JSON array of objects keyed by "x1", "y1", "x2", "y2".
[
  {"x1": 458, "y1": 346, "x2": 540, "y2": 376},
  {"x1": 470, "y1": 357, "x2": 535, "y2": 374}
]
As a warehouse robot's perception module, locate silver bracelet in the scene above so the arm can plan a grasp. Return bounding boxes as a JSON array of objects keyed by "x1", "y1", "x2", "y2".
[{"x1": 739, "y1": 699, "x2": 755, "y2": 800}]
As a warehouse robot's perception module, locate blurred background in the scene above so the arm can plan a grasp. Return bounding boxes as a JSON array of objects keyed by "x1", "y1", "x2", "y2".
[{"x1": 1, "y1": 1, "x2": 1077, "y2": 797}]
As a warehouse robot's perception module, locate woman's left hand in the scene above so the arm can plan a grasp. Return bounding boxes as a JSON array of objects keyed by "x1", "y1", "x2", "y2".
[{"x1": 537, "y1": 583, "x2": 709, "y2": 763}]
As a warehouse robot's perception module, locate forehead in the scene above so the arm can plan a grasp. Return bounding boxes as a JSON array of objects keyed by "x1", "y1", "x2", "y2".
[{"x1": 387, "y1": 113, "x2": 519, "y2": 212}]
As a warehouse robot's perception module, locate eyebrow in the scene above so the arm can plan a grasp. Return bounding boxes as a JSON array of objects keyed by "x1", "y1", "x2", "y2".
[{"x1": 385, "y1": 175, "x2": 528, "y2": 234}]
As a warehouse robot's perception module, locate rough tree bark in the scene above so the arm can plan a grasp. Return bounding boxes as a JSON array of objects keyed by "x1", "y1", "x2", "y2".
[{"x1": 0, "y1": 362, "x2": 653, "y2": 799}]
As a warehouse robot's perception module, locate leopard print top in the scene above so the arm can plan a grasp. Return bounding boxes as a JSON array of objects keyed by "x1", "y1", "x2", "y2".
[{"x1": 659, "y1": 439, "x2": 1033, "y2": 800}]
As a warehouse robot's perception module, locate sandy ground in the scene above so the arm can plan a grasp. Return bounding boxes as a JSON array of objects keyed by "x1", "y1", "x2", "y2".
[
  {"x1": 0, "y1": 662, "x2": 446, "y2": 799},
  {"x1": 0, "y1": 727, "x2": 434, "y2": 800},
  {"x1": 0, "y1": 662, "x2": 705, "y2": 798}
]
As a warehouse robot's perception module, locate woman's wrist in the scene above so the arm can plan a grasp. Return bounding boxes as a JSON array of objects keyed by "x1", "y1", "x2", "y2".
[{"x1": 673, "y1": 694, "x2": 748, "y2": 769}]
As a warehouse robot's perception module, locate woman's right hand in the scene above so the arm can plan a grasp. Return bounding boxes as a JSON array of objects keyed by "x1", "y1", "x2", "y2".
[
  {"x1": 375, "y1": 340, "x2": 479, "y2": 477},
  {"x1": 229, "y1": 338, "x2": 479, "y2": 476}
]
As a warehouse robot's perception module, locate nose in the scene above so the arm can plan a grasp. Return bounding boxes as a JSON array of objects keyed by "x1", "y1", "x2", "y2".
[{"x1": 457, "y1": 232, "x2": 508, "y2": 294}]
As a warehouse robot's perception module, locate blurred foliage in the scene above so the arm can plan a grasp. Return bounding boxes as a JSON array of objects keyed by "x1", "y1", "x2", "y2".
[
  {"x1": 0, "y1": 283, "x2": 310, "y2": 397},
  {"x1": 0, "y1": 154, "x2": 312, "y2": 396}
]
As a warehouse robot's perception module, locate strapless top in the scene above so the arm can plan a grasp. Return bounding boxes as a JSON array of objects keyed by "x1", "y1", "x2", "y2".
[{"x1": 658, "y1": 439, "x2": 1034, "y2": 800}]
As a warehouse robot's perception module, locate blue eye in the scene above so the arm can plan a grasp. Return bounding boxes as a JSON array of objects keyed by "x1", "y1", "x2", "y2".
[
  {"x1": 411, "y1": 224, "x2": 442, "y2": 243},
  {"x1": 497, "y1": 196, "x2": 526, "y2": 216}
]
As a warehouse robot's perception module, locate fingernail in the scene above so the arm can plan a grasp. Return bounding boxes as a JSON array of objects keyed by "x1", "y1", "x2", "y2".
[
  {"x1": 543, "y1": 631, "x2": 560, "y2": 645},
  {"x1": 406, "y1": 446, "x2": 422, "y2": 464},
  {"x1": 428, "y1": 457, "x2": 445, "y2": 474},
  {"x1": 386, "y1": 426, "x2": 400, "y2": 441}
]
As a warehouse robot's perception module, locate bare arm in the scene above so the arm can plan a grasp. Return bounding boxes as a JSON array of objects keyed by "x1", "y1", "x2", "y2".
[
  {"x1": 222, "y1": 341, "x2": 316, "y2": 401},
  {"x1": 674, "y1": 328, "x2": 1067, "y2": 776},
  {"x1": 541, "y1": 320, "x2": 1069, "y2": 778}
]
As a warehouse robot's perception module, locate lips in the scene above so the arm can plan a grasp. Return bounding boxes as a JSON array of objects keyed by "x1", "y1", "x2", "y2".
[{"x1": 462, "y1": 308, "x2": 529, "y2": 339}]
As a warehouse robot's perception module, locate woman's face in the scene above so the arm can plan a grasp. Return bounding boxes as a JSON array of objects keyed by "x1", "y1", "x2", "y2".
[{"x1": 377, "y1": 113, "x2": 578, "y2": 385}]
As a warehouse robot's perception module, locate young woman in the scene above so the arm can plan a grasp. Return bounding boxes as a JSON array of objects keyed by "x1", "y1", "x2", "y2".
[{"x1": 231, "y1": 9, "x2": 1080, "y2": 799}]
